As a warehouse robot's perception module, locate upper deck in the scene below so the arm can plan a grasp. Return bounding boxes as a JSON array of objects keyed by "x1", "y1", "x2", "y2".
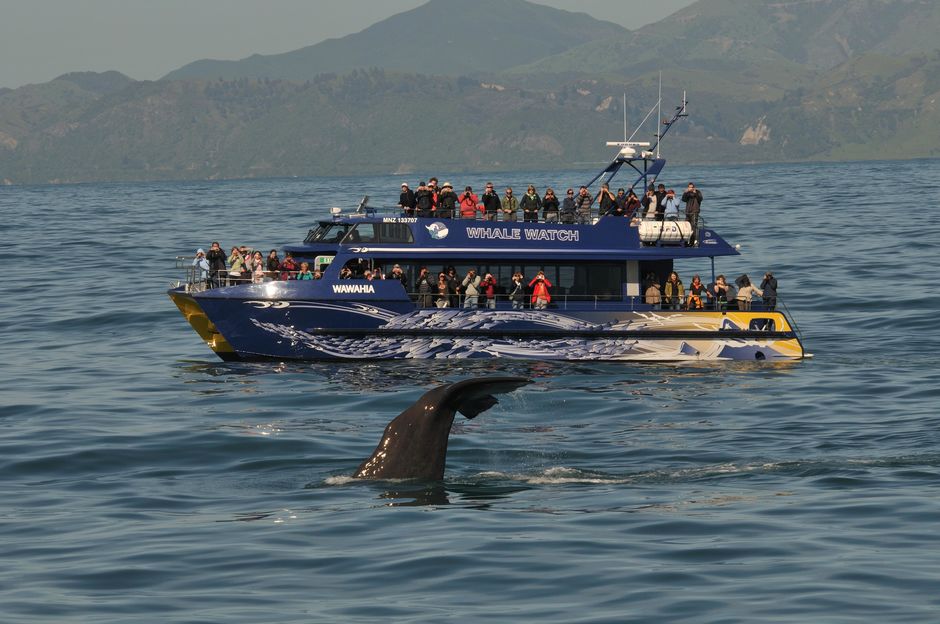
[{"x1": 285, "y1": 213, "x2": 738, "y2": 264}]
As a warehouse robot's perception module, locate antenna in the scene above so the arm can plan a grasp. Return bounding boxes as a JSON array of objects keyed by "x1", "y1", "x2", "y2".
[
  {"x1": 656, "y1": 72, "x2": 662, "y2": 158},
  {"x1": 623, "y1": 92, "x2": 627, "y2": 143}
]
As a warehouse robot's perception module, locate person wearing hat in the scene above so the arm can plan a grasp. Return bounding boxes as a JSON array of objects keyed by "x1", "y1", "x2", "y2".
[
  {"x1": 192, "y1": 248, "x2": 209, "y2": 286},
  {"x1": 414, "y1": 181, "x2": 434, "y2": 218},
  {"x1": 654, "y1": 183, "x2": 668, "y2": 221},
  {"x1": 437, "y1": 182, "x2": 458, "y2": 219},
  {"x1": 398, "y1": 182, "x2": 416, "y2": 217}
]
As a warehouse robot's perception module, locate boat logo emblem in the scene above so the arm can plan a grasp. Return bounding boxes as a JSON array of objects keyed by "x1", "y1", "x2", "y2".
[{"x1": 426, "y1": 222, "x2": 449, "y2": 240}]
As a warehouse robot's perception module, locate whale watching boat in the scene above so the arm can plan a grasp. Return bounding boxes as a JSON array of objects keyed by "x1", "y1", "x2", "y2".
[{"x1": 168, "y1": 100, "x2": 806, "y2": 361}]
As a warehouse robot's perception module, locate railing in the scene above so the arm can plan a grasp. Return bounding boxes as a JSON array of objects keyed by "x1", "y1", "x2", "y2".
[{"x1": 331, "y1": 206, "x2": 707, "y2": 247}]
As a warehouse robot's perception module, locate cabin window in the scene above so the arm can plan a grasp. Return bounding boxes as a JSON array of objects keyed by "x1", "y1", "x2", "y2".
[
  {"x1": 379, "y1": 260, "x2": 625, "y2": 300},
  {"x1": 306, "y1": 223, "x2": 350, "y2": 243},
  {"x1": 749, "y1": 318, "x2": 776, "y2": 331},
  {"x1": 377, "y1": 223, "x2": 414, "y2": 244},
  {"x1": 344, "y1": 223, "x2": 414, "y2": 245}
]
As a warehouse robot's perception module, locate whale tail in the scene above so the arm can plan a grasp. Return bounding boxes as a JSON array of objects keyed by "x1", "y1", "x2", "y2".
[
  {"x1": 445, "y1": 377, "x2": 531, "y2": 419},
  {"x1": 354, "y1": 376, "x2": 531, "y2": 481}
]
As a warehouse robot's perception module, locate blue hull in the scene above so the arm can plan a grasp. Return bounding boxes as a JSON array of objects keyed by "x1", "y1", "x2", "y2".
[{"x1": 174, "y1": 287, "x2": 805, "y2": 362}]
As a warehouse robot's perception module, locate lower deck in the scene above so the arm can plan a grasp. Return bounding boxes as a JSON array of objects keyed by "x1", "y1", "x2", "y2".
[{"x1": 168, "y1": 287, "x2": 806, "y2": 362}]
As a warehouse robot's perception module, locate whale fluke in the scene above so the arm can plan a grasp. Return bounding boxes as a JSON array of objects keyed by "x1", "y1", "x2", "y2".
[{"x1": 354, "y1": 376, "x2": 531, "y2": 481}]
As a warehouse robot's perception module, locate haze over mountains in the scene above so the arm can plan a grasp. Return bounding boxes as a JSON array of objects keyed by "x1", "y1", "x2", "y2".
[{"x1": 2, "y1": 0, "x2": 940, "y2": 185}]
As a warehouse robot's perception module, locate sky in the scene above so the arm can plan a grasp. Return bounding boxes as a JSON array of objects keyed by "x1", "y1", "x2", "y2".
[{"x1": 0, "y1": 0, "x2": 695, "y2": 89}]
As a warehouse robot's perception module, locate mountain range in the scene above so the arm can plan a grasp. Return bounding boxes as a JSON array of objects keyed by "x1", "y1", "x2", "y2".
[{"x1": 3, "y1": 0, "x2": 940, "y2": 185}]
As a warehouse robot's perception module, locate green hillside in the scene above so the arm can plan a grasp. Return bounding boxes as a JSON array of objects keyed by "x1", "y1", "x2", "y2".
[
  {"x1": 163, "y1": 0, "x2": 626, "y2": 81},
  {"x1": 3, "y1": 0, "x2": 940, "y2": 185}
]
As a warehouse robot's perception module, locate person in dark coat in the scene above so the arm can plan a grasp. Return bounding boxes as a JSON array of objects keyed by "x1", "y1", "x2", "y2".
[
  {"x1": 595, "y1": 183, "x2": 616, "y2": 216},
  {"x1": 520, "y1": 185, "x2": 542, "y2": 223},
  {"x1": 682, "y1": 182, "x2": 703, "y2": 245},
  {"x1": 399, "y1": 183, "x2": 416, "y2": 217},
  {"x1": 415, "y1": 267, "x2": 434, "y2": 307},
  {"x1": 437, "y1": 182, "x2": 458, "y2": 219},
  {"x1": 560, "y1": 188, "x2": 577, "y2": 224},
  {"x1": 542, "y1": 188, "x2": 560, "y2": 222},
  {"x1": 481, "y1": 182, "x2": 501, "y2": 221},
  {"x1": 624, "y1": 189, "x2": 641, "y2": 219},
  {"x1": 654, "y1": 183, "x2": 667, "y2": 221},
  {"x1": 205, "y1": 241, "x2": 227, "y2": 288},
  {"x1": 414, "y1": 181, "x2": 434, "y2": 218},
  {"x1": 760, "y1": 272, "x2": 778, "y2": 310}
]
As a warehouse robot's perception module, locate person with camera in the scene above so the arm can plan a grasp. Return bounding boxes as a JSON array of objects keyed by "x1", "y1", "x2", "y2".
[
  {"x1": 437, "y1": 182, "x2": 458, "y2": 219},
  {"x1": 415, "y1": 267, "x2": 434, "y2": 307},
  {"x1": 624, "y1": 189, "x2": 641, "y2": 219},
  {"x1": 481, "y1": 183, "x2": 501, "y2": 221},
  {"x1": 574, "y1": 186, "x2": 593, "y2": 224},
  {"x1": 520, "y1": 185, "x2": 542, "y2": 223},
  {"x1": 192, "y1": 248, "x2": 210, "y2": 288},
  {"x1": 681, "y1": 182, "x2": 703, "y2": 245},
  {"x1": 278, "y1": 251, "x2": 299, "y2": 280},
  {"x1": 205, "y1": 241, "x2": 227, "y2": 288},
  {"x1": 542, "y1": 188, "x2": 560, "y2": 223},
  {"x1": 528, "y1": 271, "x2": 552, "y2": 310},
  {"x1": 760, "y1": 272, "x2": 778, "y2": 310},
  {"x1": 414, "y1": 181, "x2": 434, "y2": 218},
  {"x1": 459, "y1": 185, "x2": 482, "y2": 219},
  {"x1": 595, "y1": 183, "x2": 616, "y2": 217},
  {"x1": 480, "y1": 273, "x2": 497, "y2": 309},
  {"x1": 707, "y1": 274, "x2": 730, "y2": 310},
  {"x1": 435, "y1": 272, "x2": 451, "y2": 308},
  {"x1": 389, "y1": 263, "x2": 407, "y2": 287},
  {"x1": 227, "y1": 245, "x2": 248, "y2": 284},
  {"x1": 663, "y1": 189, "x2": 681, "y2": 220},
  {"x1": 265, "y1": 249, "x2": 280, "y2": 280},
  {"x1": 462, "y1": 269, "x2": 482, "y2": 308}
]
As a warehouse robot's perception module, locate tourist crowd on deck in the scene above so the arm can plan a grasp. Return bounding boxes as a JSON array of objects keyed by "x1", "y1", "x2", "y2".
[
  {"x1": 395, "y1": 176, "x2": 704, "y2": 230},
  {"x1": 643, "y1": 271, "x2": 778, "y2": 312},
  {"x1": 192, "y1": 243, "x2": 778, "y2": 311},
  {"x1": 191, "y1": 242, "x2": 323, "y2": 288},
  {"x1": 190, "y1": 178, "x2": 778, "y2": 310}
]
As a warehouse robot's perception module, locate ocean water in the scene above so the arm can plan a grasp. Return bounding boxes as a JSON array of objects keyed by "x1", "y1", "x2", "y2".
[{"x1": 2, "y1": 160, "x2": 940, "y2": 622}]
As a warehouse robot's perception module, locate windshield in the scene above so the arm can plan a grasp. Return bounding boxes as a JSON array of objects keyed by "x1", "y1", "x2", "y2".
[{"x1": 305, "y1": 223, "x2": 351, "y2": 243}]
